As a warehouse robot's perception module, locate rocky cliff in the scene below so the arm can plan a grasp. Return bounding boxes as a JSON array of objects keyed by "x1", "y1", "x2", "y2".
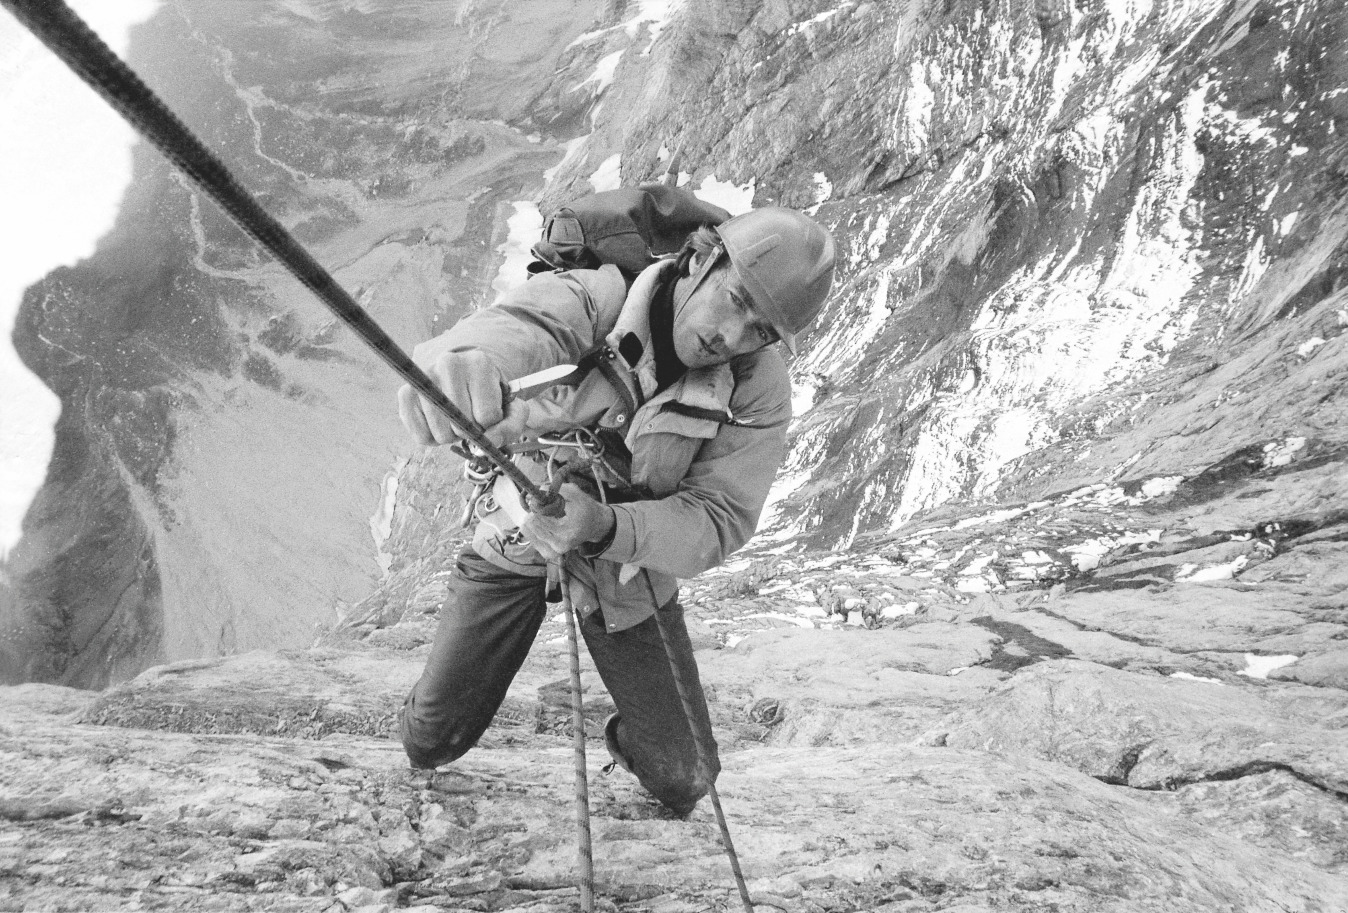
[{"x1": 1, "y1": 0, "x2": 1346, "y2": 909}]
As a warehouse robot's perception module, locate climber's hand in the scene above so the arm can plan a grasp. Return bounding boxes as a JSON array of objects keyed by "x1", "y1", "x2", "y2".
[
  {"x1": 396, "y1": 348, "x2": 527, "y2": 448},
  {"x1": 522, "y1": 484, "x2": 616, "y2": 561}
]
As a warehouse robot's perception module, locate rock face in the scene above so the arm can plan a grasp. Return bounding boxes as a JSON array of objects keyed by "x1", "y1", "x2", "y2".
[{"x1": 3, "y1": 561, "x2": 1346, "y2": 911}]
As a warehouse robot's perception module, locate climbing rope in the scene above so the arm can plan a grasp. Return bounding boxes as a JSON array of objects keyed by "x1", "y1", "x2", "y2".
[
  {"x1": 559, "y1": 567, "x2": 596, "y2": 912},
  {"x1": 643, "y1": 574, "x2": 755, "y2": 913}
]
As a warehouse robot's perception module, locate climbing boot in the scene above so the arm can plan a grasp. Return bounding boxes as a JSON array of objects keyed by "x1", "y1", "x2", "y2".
[{"x1": 602, "y1": 713, "x2": 633, "y2": 775}]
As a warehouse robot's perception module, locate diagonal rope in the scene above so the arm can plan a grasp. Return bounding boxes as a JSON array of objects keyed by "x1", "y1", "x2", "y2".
[{"x1": 644, "y1": 575, "x2": 754, "y2": 912}]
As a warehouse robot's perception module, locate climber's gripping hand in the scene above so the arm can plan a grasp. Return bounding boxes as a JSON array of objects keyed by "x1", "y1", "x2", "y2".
[
  {"x1": 396, "y1": 348, "x2": 528, "y2": 449},
  {"x1": 522, "y1": 484, "x2": 616, "y2": 561}
]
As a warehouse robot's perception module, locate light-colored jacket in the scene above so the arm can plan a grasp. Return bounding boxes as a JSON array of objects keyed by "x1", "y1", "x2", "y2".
[{"x1": 414, "y1": 263, "x2": 791, "y2": 632}]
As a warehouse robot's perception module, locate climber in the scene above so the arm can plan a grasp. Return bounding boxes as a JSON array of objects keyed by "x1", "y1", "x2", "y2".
[{"x1": 395, "y1": 206, "x2": 835, "y2": 814}]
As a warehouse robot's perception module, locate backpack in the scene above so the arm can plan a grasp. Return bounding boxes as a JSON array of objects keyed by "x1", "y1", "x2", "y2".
[
  {"x1": 528, "y1": 183, "x2": 731, "y2": 277},
  {"x1": 526, "y1": 183, "x2": 749, "y2": 427}
]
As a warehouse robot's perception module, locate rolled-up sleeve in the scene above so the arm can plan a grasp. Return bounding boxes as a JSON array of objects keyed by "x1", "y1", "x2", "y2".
[{"x1": 601, "y1": 349, "x2": 791, "y2": 578}]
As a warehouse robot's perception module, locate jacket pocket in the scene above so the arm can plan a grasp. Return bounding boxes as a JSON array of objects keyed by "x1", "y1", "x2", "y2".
[
  {"x1": 628, "y1": 408, "x2": 719, "y2": 496},
  {"x1": 633, "y1": 406, "x2": 721, "y2": 441}
]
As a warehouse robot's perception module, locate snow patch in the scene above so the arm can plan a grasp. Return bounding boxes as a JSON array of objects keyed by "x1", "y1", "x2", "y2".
[
  {"x1": 693, "y1": 174, "x2": 755, "y2": 215},
  {"x1": 1262, "y1": 436, "x2": 1305, "y2": 468},
  {"x1": 787, "y1": 1, "x2": 855, "y2": 36},
  {"x1": 903, "y1": 61, "x2": 936, "y2": 145},
  {"x1": 974, "y1": 409, "x2": 1041, "y2": 487},
  {"x1": 1296, "y1": 337, "x2": 1325, "y2": 357},
  {"x1": 791, "y1": 379, "x2": 818, "y2": 417},
  {"x1": 881, "y1": 602, "x2": 920, "y2": 619},
  {"x1": 744, "y1": 612, "x2": 815, "y2": 629},
  {"x1": 370, "y1": 463, "x2": 405, "y2": 576},
  {"x1": 1138, "y1": 475, "x2": 1184, "y2": 499},
  {"x1": 806, "y1": 172, "x2": 833, "y2": 215},
  {"x1": 1170, "y1": 672, "x2": 1224, "y2": 684},
  {"x1": 960, "y1": 555, "x2": 996, "y2": 576},
  {"x1": 567, "y1": 0, "x2": 684, "y2": 56},
  {"x1": 1231, "y1": 234, "x2": 1268, "y2": 304},
  {"x1": 805, "y1": 262, "x2": 893, "y2": 389},
  {"x1": 1176, "y1": 556, "x2": 1248, "y2": 582},
  {"x1": 1208, "y1": 102, "x2": 1281, "y2": 148},
  {"x1": 1062, "y1": 529, "x2": 1162, "y2": 571},
  {"x1": 488, "y1": 202, "x2": 543, "y2": 303},
  {"x1": 866, "y1": 214, "x2": 892, "y2": 261},
  {"x1": 572, "y1": 50, "x2": 624, "y2": 97},
  {"x1": 543, "y1": 135, "x2": 590, "y2": 185},
  {"x1": 898, "y1": 501, "x2": 1052, "y2": 537},
  {"x1": 1084, "y1": 477, "x2": 1182, "y2": 510},
  {"x1": 757, "y1": 466, "x2": 811, "y2": 538},
  {"x1": 1238, "y1": 654, "x2": 1298, "y2": 679},
  {"x1": 627, "y1": 0, "x2": 684, "y2": 54},
  {"x1": 588, "y1": 153, "x2": 623, "y2": 193}
]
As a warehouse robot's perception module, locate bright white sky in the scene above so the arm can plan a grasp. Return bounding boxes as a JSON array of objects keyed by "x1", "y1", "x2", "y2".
[{"x1": 0, "y1": 0, "x2": 160, "y2": 555}]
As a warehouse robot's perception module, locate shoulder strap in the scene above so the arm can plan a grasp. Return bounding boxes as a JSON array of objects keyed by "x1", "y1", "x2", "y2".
[
  {"x1": 576, "y1": 342, "x2": 644, "y2": 418},
  {"x1": 661, "y1": 401, "x2": 751, "y2": 427}
]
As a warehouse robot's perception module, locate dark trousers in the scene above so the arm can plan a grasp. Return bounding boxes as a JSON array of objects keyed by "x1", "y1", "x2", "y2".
[{"x1": 400, "y1": 550, "x2": 719, "y2": 813}]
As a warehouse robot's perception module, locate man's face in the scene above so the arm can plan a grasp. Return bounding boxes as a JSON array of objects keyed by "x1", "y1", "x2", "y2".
[{"x1": 672, "y1": 262, "x2": 780, "y2": 369}]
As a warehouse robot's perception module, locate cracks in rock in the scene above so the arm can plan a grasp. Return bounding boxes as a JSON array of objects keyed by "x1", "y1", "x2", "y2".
[
  {"x1": 1168, "y1": 441, "x2": 1348, "y2": 511},
  {"x1": 1094, "y1": 742, "x2": 1152, "y2": 786},
  {"x1": 863, "y1": 127, "x2": 1006, "y2": 196},
  {"x1": 1259, "y1": 510, "x2": 1348, "y2": 552},
  {"x1": 969, "y1": 615, "x2": 1073, "y2": 672},
  {"x1": 1023, "y1": 604, "x2": 1160, "y2": 650},
  {"x1": 1135, "y1": 762, "x2": 1348, "y2": 804},
  {"x1": 1068, "y1": 505, "x2": 1348, "y2": 593}
]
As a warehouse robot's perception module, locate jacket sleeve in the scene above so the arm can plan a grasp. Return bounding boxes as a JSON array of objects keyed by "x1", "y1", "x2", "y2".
[
  {"x1": 410, "y1": 267, "x2": 626, "y2": 381},
  {"x1": 600, "y1": 348, "x2": 792, "y2": 579}
]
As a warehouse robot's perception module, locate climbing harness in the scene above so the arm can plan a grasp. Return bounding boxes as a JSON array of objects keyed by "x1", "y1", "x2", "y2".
[
  {"x1": 457, "y1": 426, "x2": 636, "y2": 537},
  {"x1": 4, "y1": 2, "x2": 752, "y2": 907}
]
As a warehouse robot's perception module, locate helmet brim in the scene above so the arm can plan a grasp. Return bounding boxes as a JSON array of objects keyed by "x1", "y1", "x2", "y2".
[{"x1": 729, "y1": 261, "x2": 797, "y2": 355}]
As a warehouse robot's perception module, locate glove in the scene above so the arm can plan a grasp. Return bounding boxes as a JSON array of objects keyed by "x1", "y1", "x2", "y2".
[
  {"x1": 396, "y1": 348, "x2": 528, "y2": 448},
  {"x1": 521, "y1": 483, "x2": 616, "y2": 561}
]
